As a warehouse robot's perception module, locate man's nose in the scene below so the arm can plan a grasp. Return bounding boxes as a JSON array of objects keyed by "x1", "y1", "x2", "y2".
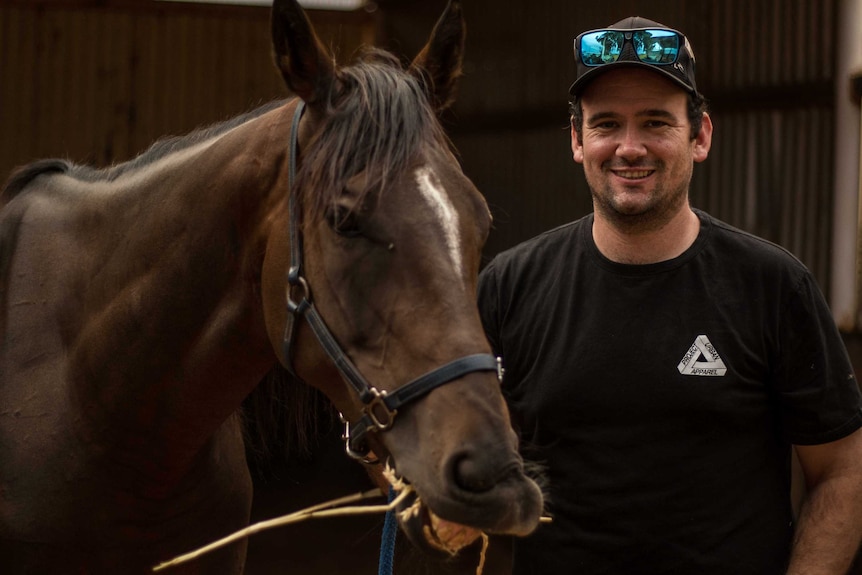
[{"x1": 615, "y1": 128, "x2": 648, "y2": 159}]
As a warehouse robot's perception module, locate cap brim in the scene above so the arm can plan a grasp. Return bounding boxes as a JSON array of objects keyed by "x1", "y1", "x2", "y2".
[{"x1": 569, "y1": 61, "x2": 695, "y2": 98}]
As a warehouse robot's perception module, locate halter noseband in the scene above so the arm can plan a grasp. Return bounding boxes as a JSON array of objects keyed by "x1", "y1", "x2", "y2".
[{"x1": 281, "y1": 101, "x2": 502, "y2": 460}]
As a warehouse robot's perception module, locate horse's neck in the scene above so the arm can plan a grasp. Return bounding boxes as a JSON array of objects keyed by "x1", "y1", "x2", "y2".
[{"x1": 57, "y1": 105, "x2": 294, "y2": 463}]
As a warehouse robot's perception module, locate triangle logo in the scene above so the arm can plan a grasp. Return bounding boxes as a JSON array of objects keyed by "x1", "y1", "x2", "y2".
[{"x1": 677, "y1": 335, "x2": 728, "y2": 376}]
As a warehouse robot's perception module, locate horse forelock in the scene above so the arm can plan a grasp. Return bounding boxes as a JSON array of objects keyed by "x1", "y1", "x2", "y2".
[{"x1": 297, "y1": 48, "x2": 448, "y2": 220}]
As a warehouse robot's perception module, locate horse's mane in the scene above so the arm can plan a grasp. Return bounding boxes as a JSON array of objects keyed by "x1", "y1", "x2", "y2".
[
  {"x1": 242, "y1": 365, "x2": 337, "y2": 474},
  {"x1": 3, "y1": 48, "x2": 442, "y2": 208},
  {"x1": 297, "y1": 48, "x2": 449, "y2": 218},
  {"x1": 69, "y1": 99, "x2": 288, "y2": 184},
  {"x1": 1, "y1": 100, "x2": 287, "y2": 199}
]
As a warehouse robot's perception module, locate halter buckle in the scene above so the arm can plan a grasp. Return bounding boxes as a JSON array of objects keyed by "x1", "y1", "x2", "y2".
[{"x1": 365, "y1": 387, "x2": 397, "y2": 431}]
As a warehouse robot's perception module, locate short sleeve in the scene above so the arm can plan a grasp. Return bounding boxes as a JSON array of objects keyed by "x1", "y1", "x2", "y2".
[{"x1": 775, "y1": 271, "x2": 862, "y2": 445}]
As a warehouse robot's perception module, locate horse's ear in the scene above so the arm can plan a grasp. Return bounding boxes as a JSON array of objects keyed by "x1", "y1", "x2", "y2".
[
  {"x1": 409, "y1": 0, "x2": 466, "y2": 112},
  {"x1": 271, "y1": 0, "x2": 335, "y2": 105}
]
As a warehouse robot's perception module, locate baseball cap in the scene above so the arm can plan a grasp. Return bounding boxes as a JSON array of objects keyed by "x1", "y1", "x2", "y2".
[{"x1": 568, "y1": 16, "x2": 698, "y2": 97}]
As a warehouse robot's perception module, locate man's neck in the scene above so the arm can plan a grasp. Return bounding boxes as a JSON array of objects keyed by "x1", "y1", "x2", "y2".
[{"x1": 592, "y1": 207, "x2": 701, "y2": 265}]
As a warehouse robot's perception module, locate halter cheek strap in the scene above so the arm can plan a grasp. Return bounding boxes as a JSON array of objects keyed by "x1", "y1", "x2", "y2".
[
  {"x1": 281, "y1": 100, "x2": 305, "y2": 371},
  {"x1": 281, "y1": 100, "x2": 502, "y2": 460}
]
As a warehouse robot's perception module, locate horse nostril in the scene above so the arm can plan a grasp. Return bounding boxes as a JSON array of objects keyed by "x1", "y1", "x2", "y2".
[{"x1": 451, "y1": 453, "x2": 496, "y2": 493}]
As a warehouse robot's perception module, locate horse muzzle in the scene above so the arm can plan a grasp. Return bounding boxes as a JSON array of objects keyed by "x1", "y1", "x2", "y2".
[{"x1": 386, "y1": 453, "x2": 544, "y2": 557}]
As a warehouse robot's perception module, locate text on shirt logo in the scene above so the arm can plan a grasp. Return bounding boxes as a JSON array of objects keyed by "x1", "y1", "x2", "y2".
[{"x1": 678, "y1": 334, "x2": 728, "y2": 376}]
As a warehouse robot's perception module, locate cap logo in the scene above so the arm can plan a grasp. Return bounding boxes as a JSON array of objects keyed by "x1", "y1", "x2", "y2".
[{"x1": 683, "y1": 37, "x2": 696, "y2": 64}]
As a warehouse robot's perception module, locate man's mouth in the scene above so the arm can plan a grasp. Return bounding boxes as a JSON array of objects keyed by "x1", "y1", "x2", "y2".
[{"x1": 613, "y1": 169, "x2": 654, "y2": 179}]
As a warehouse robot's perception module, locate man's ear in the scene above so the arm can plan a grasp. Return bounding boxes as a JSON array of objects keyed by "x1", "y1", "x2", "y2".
[
  {"x1": 693, "y1": 112, "x2": 713, "y2": 163},
  {"x1": 571, "y1": 122, "x2": 584, "y2": 164}
]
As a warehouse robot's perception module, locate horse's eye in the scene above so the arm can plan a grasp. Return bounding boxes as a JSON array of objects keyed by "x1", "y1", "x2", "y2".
[{"x1": 327, "y1": 204, "x2": 363, "y2": 238}]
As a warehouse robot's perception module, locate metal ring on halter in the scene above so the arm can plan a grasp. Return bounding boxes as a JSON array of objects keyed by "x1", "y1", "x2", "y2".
[
  {"x1": 286, "y1": 275, "x2": 310, "y2": 314},
  {"x1": 340, "y1": 411, "x2": 381, "y2": 464}
]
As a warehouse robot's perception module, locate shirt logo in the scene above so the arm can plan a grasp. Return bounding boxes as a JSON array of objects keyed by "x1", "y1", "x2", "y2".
[{"x1": 677, "y1": 335, "x2": 727, "y2": 376}]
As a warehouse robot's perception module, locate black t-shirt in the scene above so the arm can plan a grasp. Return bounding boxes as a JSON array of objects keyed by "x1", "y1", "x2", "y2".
[{"x1": 478, "y1": 210, "x2": 862, "y2": 574}]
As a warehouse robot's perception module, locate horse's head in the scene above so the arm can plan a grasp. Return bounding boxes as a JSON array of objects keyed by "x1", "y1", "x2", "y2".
[{"x1": 262, "y1": 0, "x2": 543, "y2": 554}]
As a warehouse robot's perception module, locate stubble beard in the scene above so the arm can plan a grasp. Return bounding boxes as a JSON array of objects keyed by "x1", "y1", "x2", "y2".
[{"x1": 588, "y1": 164, "x2": 692, "y2": 235}]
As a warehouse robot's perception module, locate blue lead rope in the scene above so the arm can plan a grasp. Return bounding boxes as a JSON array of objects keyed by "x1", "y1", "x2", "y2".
[{"x1": 378, "y1": 486, "x2": 398, "y2": 575}]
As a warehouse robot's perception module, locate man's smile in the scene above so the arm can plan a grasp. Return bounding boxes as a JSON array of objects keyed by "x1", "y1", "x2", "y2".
[{"x1": 611, "y1": 169, "x2": 655, "y2": 180}]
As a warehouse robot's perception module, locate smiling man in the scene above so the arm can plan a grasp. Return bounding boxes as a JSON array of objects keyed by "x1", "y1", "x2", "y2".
[{"x1": 478, "y1": 16, "x2": 862, "y2": 575}]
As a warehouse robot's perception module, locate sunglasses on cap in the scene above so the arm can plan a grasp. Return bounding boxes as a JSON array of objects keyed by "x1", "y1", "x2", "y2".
[{"x1": 575, "y1": 28, "x2": 684, "y2": 67}]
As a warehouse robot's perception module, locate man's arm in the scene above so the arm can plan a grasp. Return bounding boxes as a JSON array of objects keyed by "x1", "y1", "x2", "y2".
[{"x1": 787, "y1": 427, "x2": 862, "y2": 574}]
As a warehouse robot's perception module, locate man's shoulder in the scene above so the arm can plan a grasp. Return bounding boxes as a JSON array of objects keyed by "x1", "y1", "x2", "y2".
[
  {"x1": 485, "y1": 215, "x2": 591, "y2": 274},
  {"x1": 699, "y1": 210, "x2": 809, "y2": 274}
]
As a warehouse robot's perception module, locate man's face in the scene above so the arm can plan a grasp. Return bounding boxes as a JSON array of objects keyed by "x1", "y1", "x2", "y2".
[{"x1": 571, "y1": 67, "x2": 712, "y2": 232}]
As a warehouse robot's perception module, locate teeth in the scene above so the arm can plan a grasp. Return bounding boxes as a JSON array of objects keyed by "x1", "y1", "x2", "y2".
[{"x1": 617, "y1": 170, "x2": 652, "y2": 179}]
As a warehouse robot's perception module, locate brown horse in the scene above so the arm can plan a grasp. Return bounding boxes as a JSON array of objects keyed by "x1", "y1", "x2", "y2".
[{"x1": 0, "y1": 0, "x2": 542, "y2": 573}]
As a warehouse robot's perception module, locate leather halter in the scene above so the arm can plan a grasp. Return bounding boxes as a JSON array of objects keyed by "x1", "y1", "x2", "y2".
[{"x1": 281, "y1": 101, "x2": 502, "y2": 460}]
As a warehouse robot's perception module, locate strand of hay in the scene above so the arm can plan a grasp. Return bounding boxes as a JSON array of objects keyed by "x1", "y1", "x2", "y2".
[
  {"x1": 476, "y1": 533, "x2": 490, "y2": 575},
  {"x1": 152, "y1": 486, "x2": 413, "y2": 572},
  {"x1": 153, "y1": 460, "x2": 552, "y2": 574}
]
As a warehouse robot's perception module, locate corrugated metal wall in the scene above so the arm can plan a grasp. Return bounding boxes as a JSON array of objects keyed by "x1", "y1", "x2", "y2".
[
  {"x1": 0, "y1": 0, "x2": 377, "y2": 179},
  {"x1": 695, "y1": 0, "x2": 837, "y2": 290}
]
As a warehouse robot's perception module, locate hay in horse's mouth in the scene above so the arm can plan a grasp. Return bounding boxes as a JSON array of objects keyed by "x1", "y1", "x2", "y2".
[
  {"x1": 385, "y1": 465, "x2": 483, "y2": 556},
  {"x1": 395, "y1": 487, "x2": 482, "y2": 554},
  {"x1": 424, "y1": 508, "x2": 484, "y2": 554}
]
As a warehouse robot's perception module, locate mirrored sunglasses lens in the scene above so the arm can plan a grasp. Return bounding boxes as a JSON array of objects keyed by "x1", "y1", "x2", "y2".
[
  {"x1": 632, "y1": 30, "x2": 680, "y2": 64},
  {"x1": 580, "y1": 31, "x2": 624, "y2": 66}
]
